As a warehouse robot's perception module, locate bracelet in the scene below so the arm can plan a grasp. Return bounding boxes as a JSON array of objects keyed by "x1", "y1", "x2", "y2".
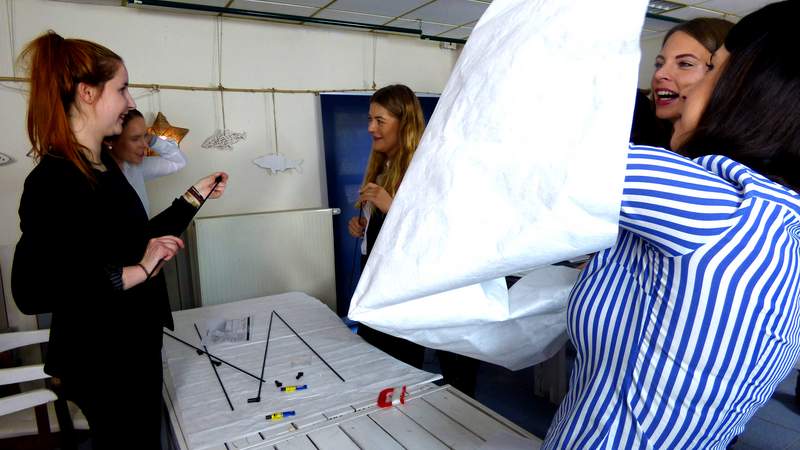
[
  {"x1": 137, "y1": 263, "x2": 151, "y2": 279},
  {"x1": 189, "y1": 186, "x2": 205, "y2": 204},
  {"x1": 182, "y1": 191, "x2": 201, "y2": 208}
]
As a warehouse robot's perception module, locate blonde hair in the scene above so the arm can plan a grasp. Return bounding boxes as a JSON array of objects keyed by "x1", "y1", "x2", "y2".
[{"x1": 357, "y1": 84, "x2": 425, "y2": 207}]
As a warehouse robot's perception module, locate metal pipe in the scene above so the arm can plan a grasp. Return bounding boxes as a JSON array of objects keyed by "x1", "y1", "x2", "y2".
[
  {"x1": 645, "y1": 12, "x2": 685, "y2": 25},
  {"x1": 422, "y1": 34, "x2": 467, "y2": 45},
  {"x1": 129, "y1": 0, "x2": 471, "y2": 44}
]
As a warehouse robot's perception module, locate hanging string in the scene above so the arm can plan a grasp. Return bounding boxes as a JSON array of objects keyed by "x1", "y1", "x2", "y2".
[
  {"x1": 271, "y1": 91, "x2": 279, "y2": 155},
  {"x1": 1, "y1": 2, "x2": 24, "y2": 97},
  {"x1": 217, "y1": 16, "x2": 223, "y2": 88},
  {"x1": 371, "y1": 34, "x2": 377, "y2": 90},
  {"x1": 220, "y1": 87, "x2": 227, "y2": 130},
  {"x1": 147, "y1": 86, "x2": 157, "y2": 117},
  {"x1": 217, "y1": 16, "x2": 226, "y2": 130},
  {"x1": 202, "y1": 16, "x2": 246, "y2": 151},
  {"x1": 0, "y1": 82, "x2": 27, "y2": 95},
  {"x1": 262, "y1": 92, "x2": 271, "y2": 151},
  {"x1": 132, "y1": 86, "x2": 156, "y2": 101},
  {"x1": 7, "y1": 0, "x2": 16, "y2": 77}
]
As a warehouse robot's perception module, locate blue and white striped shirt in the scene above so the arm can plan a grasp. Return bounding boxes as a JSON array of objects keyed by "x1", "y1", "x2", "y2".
[{"x1": 544, "y1": 146, "x2": 800, "y2": 449}]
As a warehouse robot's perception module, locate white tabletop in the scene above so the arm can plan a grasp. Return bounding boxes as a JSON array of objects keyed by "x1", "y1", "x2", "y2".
[{"x1": 162, "y1": 292, "x2": 541, "y2": 450}]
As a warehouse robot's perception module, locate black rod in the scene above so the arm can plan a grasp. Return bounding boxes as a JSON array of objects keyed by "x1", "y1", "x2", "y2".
[
  {"x1": 273, "y1": 311, "x2": 345, "y2": 382},
  {"x1": 199, "y1": 175, "x2": 223, "y2": 208},
  {"x1": 248, "y1": 312, "x2": 274, "y2": 403},
  {"x1": 147, "y1": 176, "x2": 222, "y2": 281},
  {"x1": 194, "y1": 324, "x2": 235, "y2": 411},
  {"x1": 163, "y1": 331, "x2": 265, "y2": 382}
]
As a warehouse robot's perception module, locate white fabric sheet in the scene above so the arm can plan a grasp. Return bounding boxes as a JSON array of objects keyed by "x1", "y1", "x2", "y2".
[{"x1": 349, "y1": 0, "x2": 648, "y2": 369}]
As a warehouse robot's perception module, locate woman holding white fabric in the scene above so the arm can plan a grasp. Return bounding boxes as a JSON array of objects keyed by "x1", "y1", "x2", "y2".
[
  {"x1": 544, "y1": 2, "x2": 800, "y2": 448},
  {"x1": 106, "y1": 109, "x2": 187, "y2": 215}
]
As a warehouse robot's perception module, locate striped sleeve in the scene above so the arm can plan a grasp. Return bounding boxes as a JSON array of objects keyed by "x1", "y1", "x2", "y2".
[{"x1": 620, "y1": 145, "x2": 744, "y2": 256}]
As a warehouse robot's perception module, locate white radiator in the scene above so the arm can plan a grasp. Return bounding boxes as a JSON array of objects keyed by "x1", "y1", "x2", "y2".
[{"x1": 189, "y1": 208, "x2": 338, "y2": 311}]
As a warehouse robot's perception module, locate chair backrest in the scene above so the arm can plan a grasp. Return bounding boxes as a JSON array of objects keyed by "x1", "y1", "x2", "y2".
[{"x1": 0, "y1": 329, "x2": 55, "y2": 417}]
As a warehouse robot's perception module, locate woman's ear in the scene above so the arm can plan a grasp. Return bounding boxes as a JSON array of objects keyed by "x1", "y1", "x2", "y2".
[{"x1": 76, "y1": 81, "x2": 99, "y2": 105}]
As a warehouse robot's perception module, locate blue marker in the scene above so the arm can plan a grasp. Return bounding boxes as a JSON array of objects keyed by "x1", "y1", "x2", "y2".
[
  {"x1": 267, "y1": 410, "x2": 296, "y2": 421},
  {"x1": 280, "y1": 384, "x2": 307, "y2": 392}
]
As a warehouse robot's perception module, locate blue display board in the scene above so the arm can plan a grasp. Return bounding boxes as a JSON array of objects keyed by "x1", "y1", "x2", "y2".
[{"x1": 320, "y1": 93, "x2": 439, "y2": 316}]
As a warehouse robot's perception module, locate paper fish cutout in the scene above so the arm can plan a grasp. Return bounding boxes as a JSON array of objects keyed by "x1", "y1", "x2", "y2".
[
  {"x1": 203, "y1": 129, "x2": 246, "y2": 151},
  {"x1": 253, "y1": 153, "x2": 303, "y2": 174},
  {"x1": 0, "y1": 152, "x2": 15, "y2": 166}
]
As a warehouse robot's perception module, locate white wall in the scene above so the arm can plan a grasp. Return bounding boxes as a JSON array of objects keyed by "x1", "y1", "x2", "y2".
[
  {"x1": 0, "y1": 0, "x2": 460, "y2": 246},
  {"x1": 0, "y1": 0, "x2": 670, "y2": 248},
  {"x1": 638, "y1": 35, "x2": 664, "y2": 90}
]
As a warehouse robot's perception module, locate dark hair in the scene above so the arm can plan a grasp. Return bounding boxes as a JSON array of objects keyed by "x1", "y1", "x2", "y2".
[
  {"x1": 679, "y1": 1, "x2": 800, "y2": 191},
  {"x1": 630, "y1": 89, "x2": 672, "y2": 148},
  {"x1": 662, "y1": 17, "x2": 734, "y2": 55},
  {"x1": 19, "y1": 30, "x2": 123, "y2": 181},
  {"x1": 105, "y1": 109, "x2": 144, "y2": 149},
  {"x1": 122, "y1": 108, "x2": 144, "y2": 129}
]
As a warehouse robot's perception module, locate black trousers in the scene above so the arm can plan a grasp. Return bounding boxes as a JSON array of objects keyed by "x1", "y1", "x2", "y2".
[
  {"x1": 59, "y1": 353, "x2": 163, "y2": 450},
  {"x1": 437, "y1": 350, "x2": 480, "y2": 398},
  {"x1": 358, "y1": 324, "x2": 426, "y2": 369}
]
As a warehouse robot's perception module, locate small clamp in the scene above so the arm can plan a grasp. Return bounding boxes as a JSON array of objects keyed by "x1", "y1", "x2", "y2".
[{"x1": 377, "y1": 385, "x2": 408, "y2": 408}]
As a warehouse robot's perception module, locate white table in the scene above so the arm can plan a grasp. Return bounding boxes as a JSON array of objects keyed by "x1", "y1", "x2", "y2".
[{"x1": 163, "y1": 293, "x2": 541, "y2": 450}]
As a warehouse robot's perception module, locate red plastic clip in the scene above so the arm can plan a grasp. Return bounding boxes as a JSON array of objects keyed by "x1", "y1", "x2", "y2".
[{"x1": 377, "y1": 385, "x2": 408, "y2": 408}]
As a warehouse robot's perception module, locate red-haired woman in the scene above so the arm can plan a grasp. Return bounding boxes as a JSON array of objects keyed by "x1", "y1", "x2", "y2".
[{"x1": 11, "y1": 31, "x2": 227, "y2": 449}]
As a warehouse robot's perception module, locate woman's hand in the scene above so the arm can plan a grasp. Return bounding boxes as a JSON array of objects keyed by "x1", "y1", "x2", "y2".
[
  {"x1": 358, "y1": 183, "x2": 393, "y2": 213},
  {"x1": 140, "y1": 235, "x2": 184, "y2": 277},
  {"x1": 348, "y1": 216, "x2": 367, "y2": 238},
  {"x1": 193, "y1": 172, "x2": 229, "y2": 200}
]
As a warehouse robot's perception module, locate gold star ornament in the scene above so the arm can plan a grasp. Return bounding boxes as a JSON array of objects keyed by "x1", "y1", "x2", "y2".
[{"x1": 148, "y1": 112, "x2": 189, "y2": 144}]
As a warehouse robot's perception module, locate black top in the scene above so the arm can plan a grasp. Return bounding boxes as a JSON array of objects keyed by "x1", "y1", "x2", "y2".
[
  {"x1": 12, "y1": 150, "x2": 196, "y2": 379},
  {"x1": 365, "y1": 208, "x2": 386, "y2": 259}
]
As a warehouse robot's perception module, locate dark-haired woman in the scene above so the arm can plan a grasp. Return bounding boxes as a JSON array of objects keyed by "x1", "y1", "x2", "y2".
[
  {"x1": 652, "y1": 17, "x2": 733, "y2": 124},
  {"x1": 11, "y1": 32, "x2": 227, "y2": 449},
  {"x1": 545, "y1": 2, "x2": 800, "y2": 448},
  {"x1": 107, "y1": 109, "x2": 187, "y2": 216}
]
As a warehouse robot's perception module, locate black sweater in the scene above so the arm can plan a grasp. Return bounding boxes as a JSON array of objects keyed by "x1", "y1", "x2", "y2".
[{"x1": 12, "y1": 150, "x2": 196, "y2": 379}]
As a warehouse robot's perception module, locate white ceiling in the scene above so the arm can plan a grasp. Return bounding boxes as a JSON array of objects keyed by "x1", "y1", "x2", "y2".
[{"x1": 57, "y1": 0, "x2": 779, "y2": 41}]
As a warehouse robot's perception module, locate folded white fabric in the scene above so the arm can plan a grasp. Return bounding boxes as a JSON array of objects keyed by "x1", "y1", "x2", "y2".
[{"x1": 349, "y1": 0, "x2": 647, "y2": 369}]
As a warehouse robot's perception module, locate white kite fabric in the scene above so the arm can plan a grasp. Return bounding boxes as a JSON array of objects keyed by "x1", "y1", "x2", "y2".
[{"x1": 349, "y1": 0, "x2": 648, "y2": 370}]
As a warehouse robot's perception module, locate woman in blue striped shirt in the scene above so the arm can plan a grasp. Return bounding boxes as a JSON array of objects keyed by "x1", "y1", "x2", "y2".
[{"x1": 544, "y1": 2, "x2": 800, "y2": 448}]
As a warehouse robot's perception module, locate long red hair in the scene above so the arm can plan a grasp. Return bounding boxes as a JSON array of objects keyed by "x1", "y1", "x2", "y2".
[{"x1": 18, "y1": 30, "x2": 123, "y2": 180}]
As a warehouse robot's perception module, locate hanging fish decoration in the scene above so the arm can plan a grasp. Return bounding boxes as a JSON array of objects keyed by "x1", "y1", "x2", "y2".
[
  {"x1": 0, "y1": 152, "x2": 15, "y2": 166},
  {"x1": 253, "y1": 153, "x2": 303, "y2": 174}
]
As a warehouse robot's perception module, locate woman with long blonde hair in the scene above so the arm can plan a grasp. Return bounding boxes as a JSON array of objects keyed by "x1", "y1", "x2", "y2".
[
  {"x1": 347, "y1": 84, "x2": 427, "y2": 367},
  {"x1": 348, "y1": 86, "x2": 480, "y2": 395}
]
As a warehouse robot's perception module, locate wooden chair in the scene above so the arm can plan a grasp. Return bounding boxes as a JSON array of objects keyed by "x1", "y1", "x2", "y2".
[
  {"x1": 0, "y1": 329, "x2": 79, "y2": 449},
  {"x1": 0, "y1": 245, "x2": 88, "y2": 449}
]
